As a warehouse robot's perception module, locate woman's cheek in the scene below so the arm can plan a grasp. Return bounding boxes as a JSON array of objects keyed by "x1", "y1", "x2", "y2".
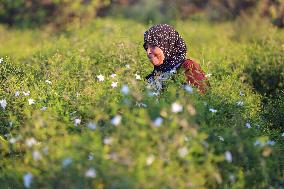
[
  {"x1": 157, "y1": 53, "x2": 164, "y2": 65},
  {"x1": 151, "y1": 57, "x2": 160, "y2": 66}
]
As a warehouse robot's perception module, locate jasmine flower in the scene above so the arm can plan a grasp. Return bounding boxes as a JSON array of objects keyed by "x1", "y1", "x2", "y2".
[
  {"x1": 85, "y1": 168, "x2": 96, "y2": 178},
  {"x1": 135, "y1": 73, "x2": 141, "y2": 80},
  {"x1": 111, "y1": 81, "x2": 118, "y2": 88},
  {"x1": 0, "y1": 99, "x2": 7, "y2": 109},
  {"x1": 28, "y1": 99, "x2": 35, "y2": 105},
  {"x1": 45, "y1": 80, "x2": 52, "y2": 84},
  {"x1": 121, "y1": 84, "x2": 129, "y2": 95},
  {"x1": 146, "y1": 154, "x2": 155, "y2": 165},
  {"x1": 225, "y1": 151, "x2": 233, "y2": 163},
  {"x1": 178, "y1": 147, "x2": 188, "y2": 158},
  {"x1": 74, "y1": 118, "x2": 81, "y2": 126},
  {"x1": 15, "y1": 91, "x2": 20, "y2": 97},
  {"x1": 209, "y1": 108, "x2": 217, "y2": 113},
  {"x1": 23, "y1": 173, "x2": 33, "y2": 188},
  {"x1": 111, "y1": 115, "x2": 121, "y2": 126},
  {"x1": 97, "y1": 74, "x2": 104, "y2": 82},
  {"x1": 153, "y1": 117, "x2": 163, "y2": 127},
  {"x1": 171, "y1": 102, "x2": 183, "y2": 113}
]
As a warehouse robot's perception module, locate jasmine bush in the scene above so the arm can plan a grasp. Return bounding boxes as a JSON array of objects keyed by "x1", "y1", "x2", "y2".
[{"x1": 0, "y1": 18, "x2": 283, "y2": 188}]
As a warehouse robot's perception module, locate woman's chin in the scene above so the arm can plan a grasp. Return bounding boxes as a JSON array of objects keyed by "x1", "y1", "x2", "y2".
[{"x1": 151, "y1": 60, "x2": 163, "y2": 66}]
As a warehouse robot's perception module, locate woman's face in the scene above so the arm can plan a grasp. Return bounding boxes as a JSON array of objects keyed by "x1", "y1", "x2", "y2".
[{"x1": 146, "y1": 44, "x2": 165, "y2": 66}]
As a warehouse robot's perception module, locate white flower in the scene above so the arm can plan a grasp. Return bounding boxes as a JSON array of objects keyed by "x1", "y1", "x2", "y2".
[
  {"x1": 184, "y1": 85, "x2": 193, "y2": 93},
  {"x1": 147, "y1": 91, "x2": 159, "y2": 97},
  {"x1": 178, "y1": 147, "x2": 188, "y2": 158},
  {"x1": 23, "y1": 91, "x2": 30, "y2": 96},
  {"x1": 9, "y1": 137, "x2": 17, "y2": 144},
  {"x1": 245, "y1": 123, "x2": 251, "y2": 129},
  {"x1": 15, "y1": 91, "x2": 20, "y2": 97},
  {"x1": 171, "y1": 102, "x2": 183, "y2": 113},
  {"x1": 25, "y1": 138, "x2": 37, "y2": 147},
  {"x1": 32, "y1": 150, "x2": 42, "y2": 161},
  {"x1": 267, "y1": 140, "x2": 275, "y2": 146},
  {"x1": 146, "y1": 154, "x2": 155, "y2": 165},
  {"x1": 136, "y1": 102, "x2": 147, "y2": 108},
  {"x1": 218, "y1": 136, "x2": 224, "y2": 142},
  {"x1": 121, "y1": 84, "x2": 129, "y2": 95},
  {"x1": 87, "y1": 122, "x2": 97, "y2": 130},
  {"x1": 125, "y1": 64, "x2": 130, "y2": 69},
  {"x1": 282, "y1": 132, "x2": 284, "y2": 137},
  {"x1": 85, "y1": 168, "x2": 96, "y2": 178},
  {"x1": 103, "y1": 137, "x2": 113, "y2": 145},
  {"x1": 111, "y1": 115, "x2": 121, "y2": 126},
  {"x1": 74, "y1": 118, "x2": 81, "y2": 126},
  {"x1": 135, "y1": 74, "x2": 141, "y2": 80},
  {"x1": 88, "y1": 153, "x2": 94, "y2": 160},
  {"x1": 253, "y1": 140, "x2": 265, "y2": 147},
  {"x1": 0, "y1": 99, "x2": 7, "y2": 109},
  {"x1": 62, "y1": 157, "x2": 72, "y2": 167},
  {"x1": 111, "y1": 81, "x2": 118, "y2": 88},
  {"x1": 254, "y1": 140, "x2": 263, "y2": 146},
  {"x1": 236, "y1": 101, "x2": 244, "y2": 106},
  {"x1": 23, "y1": 172, "x2": 33, "y2": 188},
  {"x1": 110, "y1": 73, "x2": 116, "y2": 78},
  {"x1": 0, "y1": 57, "x2": 3, "y2": 64},
  {"x1": 28, "y1": 99, "x2": 35, "y2": 105},
  {"x1": 239, "y1": 91, "x2": 245, "y2": 96},
  {"x1": 229, "y1": 174, "x2": 236, "y2": 182},
  {"x1": 97, "y1": 74, "x2": 104, "y2": 82},
  {"x1": 225, "y1": 151, "x2": 233, "y2": 163},
  {"x1": 45, "y1": 80, "x2": 52, "y2": 84},
  {"x1": 205, "y1": 73, "x2": 212, "y2": 77},
  {"x1": 209, "y1": 108, "x2": 217, "y2": 113},
  {"x1": 153, "y1": 117, "x2": 163, "y2": 127},
  {"x1": 40, "y1": 106, "x2": 47, "y2": 111}
]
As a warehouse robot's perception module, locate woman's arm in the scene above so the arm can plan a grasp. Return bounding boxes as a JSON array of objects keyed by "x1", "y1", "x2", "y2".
[{"x1": 182, "y1": 59, "x2": 210, "y2": 94}]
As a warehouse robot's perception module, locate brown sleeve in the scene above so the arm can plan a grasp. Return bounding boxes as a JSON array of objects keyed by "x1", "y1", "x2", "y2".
[{"x1": 182, "y1": 59, "x2": 210, "y2": 94}]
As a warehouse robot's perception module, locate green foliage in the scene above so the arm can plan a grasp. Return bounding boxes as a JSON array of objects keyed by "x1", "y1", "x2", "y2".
[
  {"x1": 206, "y1": 0, "x2": 258, "y2": 21},
  {"x1": 106, "y1": 0, "x2": 260, "y2": 24},
  {"x1": 262, "y1": 92, "x2": 284, "y2": 131},
  {"x1": 243, "y1": 42, "x2": 284, "y2": 97},
  {"x1": 0, "y1": 18, "x2": 283, "y2": 188},
  {"x1": 0, "y1": 0, "x2": 109, "y2": 28}
]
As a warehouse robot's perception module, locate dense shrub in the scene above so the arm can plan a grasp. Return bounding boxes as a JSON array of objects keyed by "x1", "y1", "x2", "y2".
[
  {"x1": 0, "y1": 18, "x2": 283, "y2": 188},
  {"x1": 243, "y1": 42, "x2": 284, "y2": 97},
  {"x1": 262, "y1": 92, "x2": 284, "y2": 131}
]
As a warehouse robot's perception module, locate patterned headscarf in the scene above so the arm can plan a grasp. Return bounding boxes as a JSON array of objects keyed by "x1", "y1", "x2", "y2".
[{"x1": 143, "y1": 24, "x2": 187, "y2": 77}]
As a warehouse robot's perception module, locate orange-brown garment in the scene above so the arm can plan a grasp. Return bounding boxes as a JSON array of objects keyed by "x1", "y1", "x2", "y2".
[{"x1": 182, "y1": 59, "x2": 210, "y2": 94}]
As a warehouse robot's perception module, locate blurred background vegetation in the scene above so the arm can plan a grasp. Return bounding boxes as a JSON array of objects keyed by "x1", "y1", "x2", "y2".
[{"x1": 0, "y1": 0, "x2": 284, "y2": 28}]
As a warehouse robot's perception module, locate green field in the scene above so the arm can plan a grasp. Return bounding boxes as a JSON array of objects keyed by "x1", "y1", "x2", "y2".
[{"x1": 0, "y1": 18, "x2": 284, "y2": 188}]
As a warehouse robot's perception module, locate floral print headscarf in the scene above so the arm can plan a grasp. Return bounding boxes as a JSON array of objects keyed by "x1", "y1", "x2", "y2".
[{"x1": 143, "y1": 24, "x2": 187, "y2": 79}]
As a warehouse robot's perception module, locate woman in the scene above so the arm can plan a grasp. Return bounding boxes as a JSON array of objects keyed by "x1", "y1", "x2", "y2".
[{"x1": 143, "y1": 24, "x2": 209, "y2": 94}]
